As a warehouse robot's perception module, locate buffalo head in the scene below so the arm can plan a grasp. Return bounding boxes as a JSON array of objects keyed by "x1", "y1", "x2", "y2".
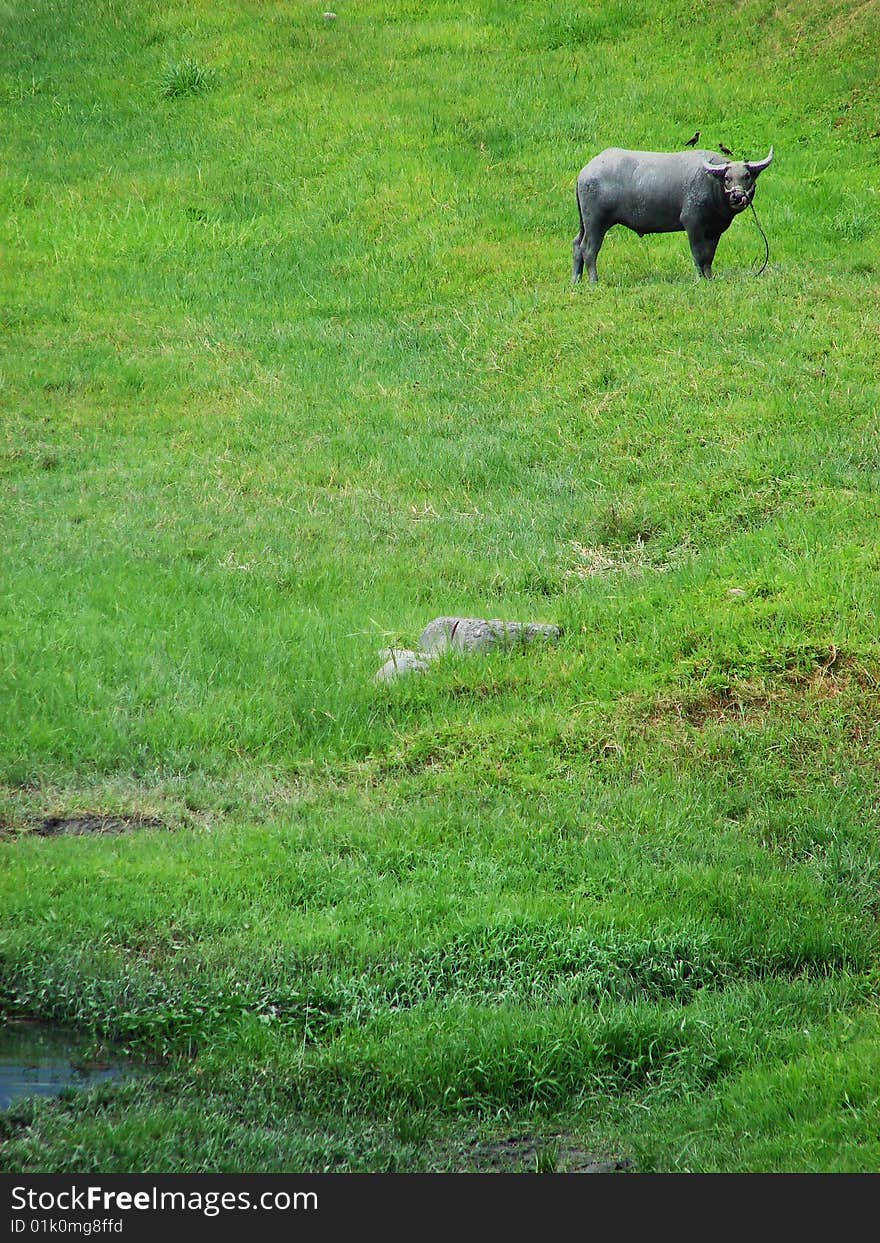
[{"x1": 702, "y1": 148, "x2": 774, "y2": 212}]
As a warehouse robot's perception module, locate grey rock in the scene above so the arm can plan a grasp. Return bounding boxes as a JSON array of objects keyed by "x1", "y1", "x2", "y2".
[
  {"x1": 373, "y1": 647, "x2": 434, "y2": 683},
  {"x1": 418, "y1": 617, "x2": 562, "y2": 655},
  {"x1": 727, "y1": 588, "x2": 748, "y2": 599},
  {"x1": 373, "y1": 617, "x2": 561, "y2": 683}
]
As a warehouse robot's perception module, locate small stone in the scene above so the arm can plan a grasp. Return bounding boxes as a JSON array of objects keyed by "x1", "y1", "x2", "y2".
[
  {"x1": 373, "y1": 648, "x2": 433, "y2": 683},
  {"x1": 323, "y1": 11, "x2": 337, "y2": 19},
  {"x1": 727, "y1": 588, "x2": 748, "y2": 599},
  {"x1": 373, "y1": 617, "x2": 561, "y2": 684},
  {"x1": 419, "y1": 617, "x2": 561, "y2": 655}
]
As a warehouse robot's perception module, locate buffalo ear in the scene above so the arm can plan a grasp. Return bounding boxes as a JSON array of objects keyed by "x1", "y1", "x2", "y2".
[{"x1": 702, "y1": 160, "x2": 728, "y2": 177}]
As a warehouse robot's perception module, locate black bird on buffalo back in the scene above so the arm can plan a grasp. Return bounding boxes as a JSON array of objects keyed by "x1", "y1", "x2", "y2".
[{"x1": 719, "y1": 143, "x2": 734, "y2": 157}]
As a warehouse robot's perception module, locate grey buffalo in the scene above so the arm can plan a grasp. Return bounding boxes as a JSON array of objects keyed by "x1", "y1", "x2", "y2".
[{"x1": 572, "y1": 146, "x2": 774, "y2": 283}]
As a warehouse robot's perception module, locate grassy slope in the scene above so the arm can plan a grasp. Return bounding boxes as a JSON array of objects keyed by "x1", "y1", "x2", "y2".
[{"x1": 1, "y1": 0, "x2": 879, "y2": 1171}]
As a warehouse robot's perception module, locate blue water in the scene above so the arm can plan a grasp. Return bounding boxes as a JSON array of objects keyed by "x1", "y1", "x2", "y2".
[{"x1": 0, "y1": 1020, "x2": 132, "y2": 1109}]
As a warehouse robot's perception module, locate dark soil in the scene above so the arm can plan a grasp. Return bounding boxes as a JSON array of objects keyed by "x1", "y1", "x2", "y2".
[
  {"x1": 457, "y1": 1133, "x2": 631, "y2": 1174},
  {"x1": 1, "y1": 813, "x2": 165, "y2": 840}
]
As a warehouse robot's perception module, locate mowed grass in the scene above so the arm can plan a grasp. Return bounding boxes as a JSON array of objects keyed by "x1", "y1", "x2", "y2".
[{"x1": 1, "y1": 0, "x2": 879, "y2": 1172}]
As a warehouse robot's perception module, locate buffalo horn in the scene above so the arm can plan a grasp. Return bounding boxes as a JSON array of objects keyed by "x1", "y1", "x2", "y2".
[{"x1": 746, "y1": 146, "x2": 774, "y2": 173}]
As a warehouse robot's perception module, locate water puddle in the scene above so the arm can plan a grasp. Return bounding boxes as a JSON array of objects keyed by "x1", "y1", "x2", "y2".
[{"x1": 0, "y1": 1019, "x2": 136, "y2": 1109}]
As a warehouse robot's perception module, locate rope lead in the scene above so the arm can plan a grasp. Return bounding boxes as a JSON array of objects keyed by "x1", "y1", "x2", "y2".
[{"x1": 750, "y1": 201, "x2": 770, "y2": 275}]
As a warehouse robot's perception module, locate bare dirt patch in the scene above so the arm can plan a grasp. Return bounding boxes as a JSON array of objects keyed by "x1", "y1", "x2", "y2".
[
  {"x1": 457, "y1": 1133, "x2": 631, "y2": 1174},
  {"x1": 5, "y1": 813, "x2": 166, "y2": 840}
]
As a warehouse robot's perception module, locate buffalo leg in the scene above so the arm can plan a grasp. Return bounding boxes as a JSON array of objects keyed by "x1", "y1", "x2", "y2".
[
  {"x1": 686, "y1": 228, "x2": 720, "y2": 279},
  {"x1": 574, "y1": 220, "x2": 607, "y2": 285},
  {"x1": 582, "y1": 226, "x2": 604, "y2": 285}
]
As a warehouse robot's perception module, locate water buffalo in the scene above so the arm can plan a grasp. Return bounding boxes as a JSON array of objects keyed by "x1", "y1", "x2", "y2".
[{"x1": 572, "y1": 146, "x2": 774, "y2": 283}]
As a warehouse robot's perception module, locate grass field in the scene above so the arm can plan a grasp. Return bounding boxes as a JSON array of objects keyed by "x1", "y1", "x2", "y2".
[{"x1": 1, "y1": 0, "x2": 879, "y2": 1172}]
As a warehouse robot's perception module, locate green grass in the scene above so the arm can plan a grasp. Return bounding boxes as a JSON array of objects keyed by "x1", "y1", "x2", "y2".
[
  {"x1": 158, "y1": 58, "x2": 217, "y2": 100},
  {"x1": 1, "y1": 0, "x2": 879, "y2": 1172}
]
